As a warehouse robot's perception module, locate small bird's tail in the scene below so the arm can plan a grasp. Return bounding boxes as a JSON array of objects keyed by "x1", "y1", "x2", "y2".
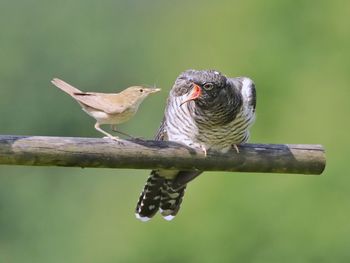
[
  {"x1": 135, "y1": 170, "x2": 186, "y2": 222},
  {"x1": 51, "y1": 78, "x2": 82, "y2": 95}
]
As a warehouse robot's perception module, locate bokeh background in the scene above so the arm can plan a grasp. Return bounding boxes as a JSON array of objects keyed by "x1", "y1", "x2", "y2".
[{"x1": 0, "y1": 0, "x2": 349, "y2": 262}]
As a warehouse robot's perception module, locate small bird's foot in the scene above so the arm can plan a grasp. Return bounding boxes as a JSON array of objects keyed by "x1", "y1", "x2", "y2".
[
  {"x1": 103, "y1": 135, "x2": 119, "y2": 140},
  {"x1": 95, "y1": 124, "x2": 124, "y2": 143},
  {"x1": 103, "y1": 136, "x2": 124, "y2": 144},
  {"x1": 132, "y1": 136, "x2": 145, "y2": 142},
  {"x1": 111, "y1": 126, "x2": 140, "y2": 140},
  {"x1": 232, "y1": 144, "x2": 240, "y2": 154}
]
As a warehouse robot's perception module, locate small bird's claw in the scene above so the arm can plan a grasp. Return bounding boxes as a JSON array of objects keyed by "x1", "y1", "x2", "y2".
[
  {"x1": 133, "y1": 137, "x2": 145, "y2": 141},
  {"x1": 102, "y1": 135, "x2": 119, "y2": 140},
  {"x1": 111, "y1": 127, "x2": 138, "y2": 140},
  {"x1": 102, "y1": 136, "x2": 125, "y2": 144}
]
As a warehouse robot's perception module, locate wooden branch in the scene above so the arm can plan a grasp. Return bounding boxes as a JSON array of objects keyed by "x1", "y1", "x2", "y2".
[{"x1": 0, "y1": 135, "x2": 325, "y2": 175}]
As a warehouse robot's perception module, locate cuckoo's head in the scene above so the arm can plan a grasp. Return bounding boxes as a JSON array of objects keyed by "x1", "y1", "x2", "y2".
[{"x1": 174, "y1": 70, "x2": 231, "y2": 108}]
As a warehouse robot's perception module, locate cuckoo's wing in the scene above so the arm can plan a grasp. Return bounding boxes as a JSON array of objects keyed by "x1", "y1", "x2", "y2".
[
  {"x1": 154, "y1": 116, "x2": 168, "y2": 141},
  {"x1": 229, "y1": 77, "x2": 256, "y2": 112}
]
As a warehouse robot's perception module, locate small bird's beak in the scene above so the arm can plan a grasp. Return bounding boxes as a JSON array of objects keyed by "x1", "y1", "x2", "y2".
[
  {"x1": 180, "y1": 83, "x2": 202, "y2": 106},
  {"x1": 150, "y1": 88, "x2": 161, "y2": 93}
]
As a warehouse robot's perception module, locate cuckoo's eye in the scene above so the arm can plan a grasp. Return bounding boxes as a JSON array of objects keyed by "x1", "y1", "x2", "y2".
[
  {"x1": 203, "y1": 83, "x2": 214, "y2": 90},
  {"x1": 139, "y1": 88, "x2": 144, "y2": 93}
]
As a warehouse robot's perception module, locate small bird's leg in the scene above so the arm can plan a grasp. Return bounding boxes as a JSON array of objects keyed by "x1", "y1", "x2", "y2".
[
  {"x1": 94, "y1": 123, "x2": 120, "y2": 141},
  {"x1": 232, "y1": 144, "x2": 240, "y2": 154},
  {"x1": 111, "y1": 125, "x2": 144, "y2": 140},
  {"x1": 110, "y1": 125, "x2": 138, "y2": 139}
]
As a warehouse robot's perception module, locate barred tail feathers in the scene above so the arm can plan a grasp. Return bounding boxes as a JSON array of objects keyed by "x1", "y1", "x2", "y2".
[
  {"x1": 135, "y1": 171, "x2": 164, "y2": 222},
  {"x1": 135, "y1": 171, "x2": 187, "y2": 222},
  {"x1": 159, "y1": 180, "x2": 186, "y2": 221}
]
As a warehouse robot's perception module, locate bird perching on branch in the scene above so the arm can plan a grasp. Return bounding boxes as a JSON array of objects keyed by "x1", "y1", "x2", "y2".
[
  {"x1": 51, "y1": 78, "x2": 160, "y2": 141},
  {"x1": 136, "y1": 69, "x2": 256, "y2": 221}
]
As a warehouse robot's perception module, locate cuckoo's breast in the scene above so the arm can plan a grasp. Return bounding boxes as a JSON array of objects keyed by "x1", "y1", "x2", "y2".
[{"x1": 165, "y1": 97, "x2": 255, "y2": 151}]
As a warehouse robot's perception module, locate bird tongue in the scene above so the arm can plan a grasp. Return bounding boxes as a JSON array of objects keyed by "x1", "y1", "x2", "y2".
[{"x1": 180, "y1": 84, "x2": 202, "y2": 106}]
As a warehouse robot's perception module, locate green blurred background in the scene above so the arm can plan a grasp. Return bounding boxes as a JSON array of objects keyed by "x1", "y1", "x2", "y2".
[{"x1": 0, "y1": 0, "x2": 349, "y2": 262}]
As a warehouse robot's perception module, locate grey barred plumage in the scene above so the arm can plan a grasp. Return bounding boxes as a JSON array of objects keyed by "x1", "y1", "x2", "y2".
[{"x1": 135, "y1": 69, "x2": 256, "y2": 221}]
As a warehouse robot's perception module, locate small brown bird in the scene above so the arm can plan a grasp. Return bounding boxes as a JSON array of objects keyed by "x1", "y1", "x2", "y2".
[{"x1": 51, "y1": 78, "x2": 160, "y2": 140}]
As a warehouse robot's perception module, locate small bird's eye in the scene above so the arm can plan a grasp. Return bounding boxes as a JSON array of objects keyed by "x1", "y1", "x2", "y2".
[
  {"x1": 139, "y1": 89, "x2": 144, "y2": 92},
  {"x1": 203, "y1": 83, "x2": 214, "y2": 90}
]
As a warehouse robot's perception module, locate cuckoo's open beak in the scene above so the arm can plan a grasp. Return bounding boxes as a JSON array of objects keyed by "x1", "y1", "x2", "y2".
[{"x1": 180, "y1": 83, "x2": 202, "y2": 106}]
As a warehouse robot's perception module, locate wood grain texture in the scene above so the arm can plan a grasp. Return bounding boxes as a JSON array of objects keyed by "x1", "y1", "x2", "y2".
[{"x1": 0, "y1": 135, "x2": 326, "y2": 175}]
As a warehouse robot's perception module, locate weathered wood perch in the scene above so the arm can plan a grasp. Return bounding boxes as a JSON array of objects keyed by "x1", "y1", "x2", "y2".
[{"x1": 0, "y1": 135, "x2": 325, "y2": 175}]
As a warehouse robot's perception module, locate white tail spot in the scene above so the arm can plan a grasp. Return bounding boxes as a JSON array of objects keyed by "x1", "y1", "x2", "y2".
[
  {"x1": 135, "y1": 213, "x2": 151, "y2": 222},
  {"x1": 163, "y1": 215, "x2": 175, "y2": 221}
]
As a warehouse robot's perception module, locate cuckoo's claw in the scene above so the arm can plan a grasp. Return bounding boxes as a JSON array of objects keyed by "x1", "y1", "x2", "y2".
[
  {"x1": 200, "y1": 144, "x2": 207, "y2": 157},
  {"x1": 232, "y1": 144, "x2": 240, "y2": 154}
]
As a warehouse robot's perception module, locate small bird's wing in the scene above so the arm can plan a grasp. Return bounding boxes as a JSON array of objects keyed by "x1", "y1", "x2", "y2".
[
  {"x1": 229, "y1": 77, "x2": 256, "y2": 112},
  {"x1": 51, "y1": 78, "x2": 126, "y2": 114},
  {"x1": 70, "y1": 93, "x2": 127, "y2": 114}
]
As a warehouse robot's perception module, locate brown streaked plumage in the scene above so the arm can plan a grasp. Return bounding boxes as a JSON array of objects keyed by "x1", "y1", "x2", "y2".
[
  {"x1": 51, "y1": 78, "x2": 160, "y2": 140},
  {"x1": 135, "y1": 69, "x2": 256, "y2": 221}
]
